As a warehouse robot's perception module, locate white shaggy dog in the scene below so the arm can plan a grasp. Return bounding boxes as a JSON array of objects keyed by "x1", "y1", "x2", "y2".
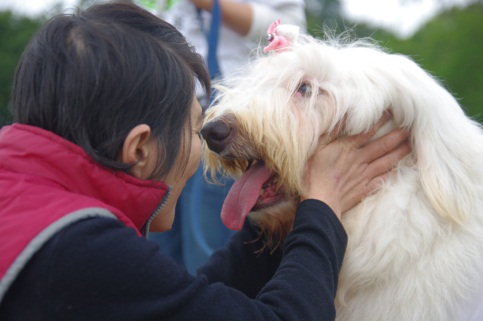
[{"x1": 201, "y1": 21, "x2": 483, "y2": 321}]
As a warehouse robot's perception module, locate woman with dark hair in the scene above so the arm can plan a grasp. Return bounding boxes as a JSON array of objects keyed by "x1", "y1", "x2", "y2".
[{"x1": 0, "y1": 2, "x2": 410, "y2": 320}]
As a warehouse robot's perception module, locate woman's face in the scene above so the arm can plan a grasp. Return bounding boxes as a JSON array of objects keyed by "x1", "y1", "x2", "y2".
[{"x1": 150, "y1": 97, "x2": 204, "y2": 232}]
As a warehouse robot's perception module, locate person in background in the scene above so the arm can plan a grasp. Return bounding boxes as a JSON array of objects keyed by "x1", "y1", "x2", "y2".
[
  {"x1": 0, "y1": 2, "x2": 411, "y2": 320},
  {"x1": 159, "y1": 0, "x2": 306, "y2": 82},
  {"x1": 151, "y1": 0, "x2": 307, "y2": 273}
]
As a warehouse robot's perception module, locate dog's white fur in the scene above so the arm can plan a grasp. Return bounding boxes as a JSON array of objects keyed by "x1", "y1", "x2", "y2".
[{"x1": 203, "y1": 32, "x2": 483, "y2": 320}]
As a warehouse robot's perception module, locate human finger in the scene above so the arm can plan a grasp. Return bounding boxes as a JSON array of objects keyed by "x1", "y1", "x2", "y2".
[
  {"x1": 338, "y1": 139, "x2": 411, "y2": 213},
  {"x1": 358, "y1": 127, "x2": 410, "y2": 165},
  {"x1": 347, "y1": 111, "x2": 392, "y2": 147},
  {"x1": 365, "y1": 138, "x2": 411, "y2": 182}
]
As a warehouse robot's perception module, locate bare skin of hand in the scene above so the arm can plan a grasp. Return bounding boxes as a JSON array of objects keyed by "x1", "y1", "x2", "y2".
[{"x1": 301, "y1": 114, "x2": 411, "y2": 220}]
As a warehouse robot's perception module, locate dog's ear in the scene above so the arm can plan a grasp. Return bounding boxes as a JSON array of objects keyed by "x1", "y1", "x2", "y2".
[{"x1": 391, "y1": 55, "x2": 482, "y2": 225}]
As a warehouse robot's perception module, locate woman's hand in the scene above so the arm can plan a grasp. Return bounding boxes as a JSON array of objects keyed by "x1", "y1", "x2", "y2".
[{"x1": 301, "y1": 114, "x2": 411, "y2": 219}]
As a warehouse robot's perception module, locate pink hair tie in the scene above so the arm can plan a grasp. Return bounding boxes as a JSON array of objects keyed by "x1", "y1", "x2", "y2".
[{"x1": 263, "y1": 19, "x2": 300, "y2": 53}]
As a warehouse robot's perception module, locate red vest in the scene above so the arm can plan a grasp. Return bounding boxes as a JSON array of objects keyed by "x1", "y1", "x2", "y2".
[{"x1": 0, "y1": 124, "x2": 170, "y2": 301}]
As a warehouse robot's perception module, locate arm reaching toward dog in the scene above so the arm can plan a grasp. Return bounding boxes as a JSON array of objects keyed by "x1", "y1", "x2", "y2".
[{"x1": 301, "y1": 114, "x2": 411, "y2": 219}]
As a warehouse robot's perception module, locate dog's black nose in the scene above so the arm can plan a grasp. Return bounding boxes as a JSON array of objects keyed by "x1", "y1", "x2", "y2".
[{"x1": 201, "y1": 118, "x2": 233, "y2": 154}]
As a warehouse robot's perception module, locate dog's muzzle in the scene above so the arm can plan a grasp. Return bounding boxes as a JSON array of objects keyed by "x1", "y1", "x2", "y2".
[{"x1": 201, "y1": 115, "x2": 235, "y2": 154}]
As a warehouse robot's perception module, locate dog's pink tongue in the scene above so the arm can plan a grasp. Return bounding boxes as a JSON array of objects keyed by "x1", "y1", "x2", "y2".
[{"x1": 221, "y1": 162, "x2": 272, "y2": 230}]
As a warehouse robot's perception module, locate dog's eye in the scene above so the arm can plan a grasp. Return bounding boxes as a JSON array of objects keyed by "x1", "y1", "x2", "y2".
[{"x1": 297, "y1": 82, "x2": 313, "y2": 96}]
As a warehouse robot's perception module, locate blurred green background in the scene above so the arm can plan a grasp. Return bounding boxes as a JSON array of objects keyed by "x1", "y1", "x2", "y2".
[{"x1": 0, "y1": 0, "x2": 482, "y2": 126}]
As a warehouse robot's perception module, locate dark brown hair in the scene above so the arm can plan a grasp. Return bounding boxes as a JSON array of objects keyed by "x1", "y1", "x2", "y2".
[{"x1": 12, "y1": 1, "x2": 210, "y2": 178}]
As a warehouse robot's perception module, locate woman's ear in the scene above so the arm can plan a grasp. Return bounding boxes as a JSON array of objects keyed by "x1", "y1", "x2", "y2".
[{"x1": 119, "y1": 124, "x2": 156, "y2": 179}]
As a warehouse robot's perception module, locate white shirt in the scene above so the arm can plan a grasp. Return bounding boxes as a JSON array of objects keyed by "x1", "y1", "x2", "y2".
[{"x1": 160, "y1": 0, "x2": 306, "y2": 77}]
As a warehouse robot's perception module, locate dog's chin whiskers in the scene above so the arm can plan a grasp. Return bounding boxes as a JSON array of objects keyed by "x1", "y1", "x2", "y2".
[{"x1": 246, "y1": 159, "x2": 253, "y2": 171}]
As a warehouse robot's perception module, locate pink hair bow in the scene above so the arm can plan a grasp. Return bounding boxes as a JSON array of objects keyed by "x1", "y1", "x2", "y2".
[{"x1": 263, "y1": 19, "x2": 300, "y2": 53}]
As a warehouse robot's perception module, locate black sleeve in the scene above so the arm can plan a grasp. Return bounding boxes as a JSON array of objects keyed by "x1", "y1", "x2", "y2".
[
  {"x1": 199, "y1": 199, "x2": 347, "y2": 319},
  {"x1": 0, "y1": 200, "x2": 347, "y2": 321},
  {"x1": 196, "y1": 217, "x2": 284, "y2": 298}
]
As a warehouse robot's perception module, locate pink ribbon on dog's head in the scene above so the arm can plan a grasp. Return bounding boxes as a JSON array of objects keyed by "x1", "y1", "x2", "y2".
[{"x1": 263, "y1": 19, "x2": 300, "y2": 53}]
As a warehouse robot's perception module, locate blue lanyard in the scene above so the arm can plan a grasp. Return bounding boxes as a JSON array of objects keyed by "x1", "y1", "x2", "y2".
[{"x1": 196, "y1": 0, "x2": 221, "y2": 80}]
